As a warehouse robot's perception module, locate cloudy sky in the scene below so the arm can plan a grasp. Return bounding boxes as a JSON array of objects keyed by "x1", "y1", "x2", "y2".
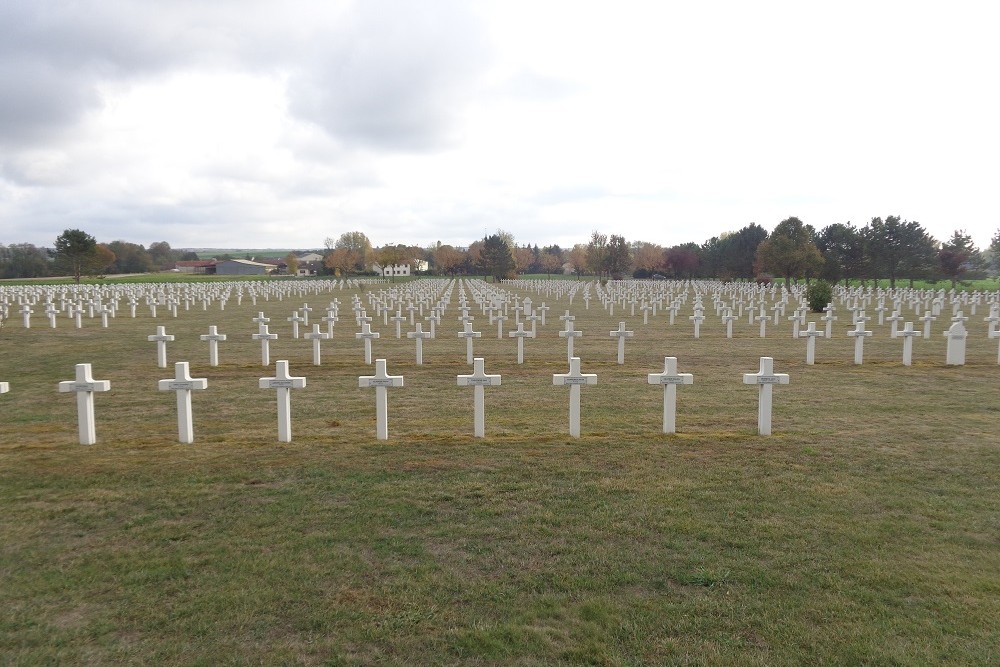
[{"x1": 2, "y1": 0, "x2": 998, "y2": 252}]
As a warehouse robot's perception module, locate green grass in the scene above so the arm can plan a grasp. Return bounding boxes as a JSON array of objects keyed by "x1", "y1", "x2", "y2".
[{"x1": 1, "y1": 279, "x2": 998, "y2": 665}]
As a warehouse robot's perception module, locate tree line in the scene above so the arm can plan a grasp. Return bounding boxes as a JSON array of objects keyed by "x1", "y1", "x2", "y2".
[
  {"x1": 4, "y1": 221, "x2": 999, "y2": 286},
  {"x1": 0, "y1": 229, "x2": 198, "y2": 282}
]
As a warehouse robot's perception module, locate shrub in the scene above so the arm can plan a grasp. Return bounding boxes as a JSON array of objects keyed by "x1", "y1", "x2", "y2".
[{"x1": 806, "y1": 279, "x2": 832, "y2": 312}]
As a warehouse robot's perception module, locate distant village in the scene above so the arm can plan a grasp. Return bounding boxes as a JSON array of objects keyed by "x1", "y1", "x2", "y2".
[{"x1": 175, "y1": 252, "x2": 430, "y2": 278}]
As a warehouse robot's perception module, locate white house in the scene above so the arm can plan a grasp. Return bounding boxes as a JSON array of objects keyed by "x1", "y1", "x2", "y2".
[{"x1": 373, "y1": 263, "x2": 410, "y2": 277}]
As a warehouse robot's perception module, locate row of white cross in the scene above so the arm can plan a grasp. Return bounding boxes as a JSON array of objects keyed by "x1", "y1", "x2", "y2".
[
  {"x1": 39, "y1": 356, "x2": 791, "y2": 446},
  {"x1": 144, "y1": 313, "x2": 997, "y2": 372}
]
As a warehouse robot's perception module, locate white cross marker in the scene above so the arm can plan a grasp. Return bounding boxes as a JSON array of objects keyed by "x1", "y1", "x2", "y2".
[
  {"x1": 259, "y1": 360, "x2": 307, "y2": 442},
  {"x1": 58, "y1": 363, "x2": 111, "y2": 445},
  {"x1": 287, "y1": 311, "x2": 305, "y2": 339},
  {"x1": 252, "y1": 324, "x2": 278, "y2": 366},
  {"x1": 821, "y1": 304, "x2": 837, "y2": 338},
  {"x1": 899, "y1": 321, "x2": 920, "y2": 365},
  {"x1": 303, "y1": 324, "x2": 331, "y2": 365},
  {"x1": 457, "y1": 321, "x2": 482, "y2": 364},
  {"x1": 886, "y1": 310, "x2": 904, "y2": 338},
  {"x1": 147, "y1": 325, "x2": 175, "y2": 368},
  {"x1": 689, "y1": 311, "x2": 705, "y2": 339},
  {"x1": 919, "y1": 311, "x2": 936, "y2": 339},
  {"x1": 390, "y1": 310, "x2": 406, "y2": 338},
  {"x1": 558, "y1": 314, "x2": 582, "y2": 362},
  {"x1": 509, "y1": 322, "x2": 532, "y2": 364},
  {"x1": 847, "y1": 320, "x2": 872, "y2": 365},
  {"x1": 457, "y1": 357, "x2": 502, "y2": 437},
  {"x1": 359, "y1": 359, "x2": 404, "y2": 440},
  {"x1": 553, "y1": 356, "x2": 597, "y2": 438},
  {"x1": 799, "y1": 321, "x2": 824, "y2": 365},
  {"x1": 742, "y1": 356, "x2": 789, "y2": 436},
  {"x1": 355, "y1": 321, "x2": 380, "y2": 364},
  {"x1": 20, "y1": 304, "x2": 33, "y2": 328},
  {"x1": 200, "y1": 325, "x2": 227, "y2": 366},
  {"x1": 647, "y1": 357, "x2": 693, "y2": 434},
  {"x1": 158, "y1": 361, "x2": 208, "y2": 444},
  {"x1": 407, "y1": 323, "x2": 432, "y2": 364},
  {"x1": 609, "y1": 321, "x2": 634, "y2": 364},
  {"x1": 495, "y1": 313, "x2": 508, "y2": 339}
]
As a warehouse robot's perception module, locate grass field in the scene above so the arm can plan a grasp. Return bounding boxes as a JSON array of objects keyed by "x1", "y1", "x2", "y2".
[{"x1": 1, "y1": 279, "x2": 998, "y2": 665}]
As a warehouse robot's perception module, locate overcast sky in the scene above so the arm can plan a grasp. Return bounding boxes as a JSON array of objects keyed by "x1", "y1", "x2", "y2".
[{"x1": 2, "y1": 0, "x2": 998, "y2": 252}]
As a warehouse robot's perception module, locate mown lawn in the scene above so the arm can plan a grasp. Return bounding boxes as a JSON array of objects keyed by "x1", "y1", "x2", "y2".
[{"x1": 1, "y1": 279, "x2": 998, "y2": 665}]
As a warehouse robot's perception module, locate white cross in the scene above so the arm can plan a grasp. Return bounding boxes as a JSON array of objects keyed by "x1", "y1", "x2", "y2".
[
  {"x1": 847, "y1": 319, "x2": 872, "y2": 365},
  {"x1": 898, "y1": 321, "x2": 920, "y2": 366},
  {"x1": 287, "y1": 311, "x2": 306, "y2": 339},
  {"x1": 919, "y1": 311, "x2": 936, "y2": 339},
  {"x1": 407, "y1": 323, "x2": 432, "y2": 365},
  {"x1": 258, "y1": 360, "x2": 307, "y2": 442},
  {"x1": 689, "y1": 311, "x2": 705, "y2": 339},
  {"x1": 799, "y1": 321, "x2": 824, "y2": 365},
  {"x1": 756, "y1": 309, "x2": 771, "y2": 338},
  {"x1": 509, "y1": 322, "x2": 533, "y2": 364},
  {"x1": 300, "y1": 303, "x2": 312, "y2": 325},
  {"x1": 709, "y1": 304, "x2": 729, "y2": 336},
  {"x1": 20, "y1": 304, "x2": 33, "y2": 328},
  {"x1": 984, "y1": 306, "x2": 1000, "y2": 337},
  {"x1": 147, "y1": 325, "x2": 175, "y2": 368},
  {"x1": 355, "y1": 321, "x2": 380, "y2": 365},
  {"x1": 252, "y1": 324, "x2": 278, "y2": 366},
  {"x1": 46, "y1": 303, "x2": 58, "y2": 328},
  {"x1": 989, "y1": 325, "x2": 1000, "y2": 365},
  {"x1": 158, "y1": 361, "x2": 208, "y2": 444},
  {"x1": 647, "y1": 356, "x2": 693, "y2": 434},
  {"x1": 537, "y1": 303, "x2": 550, "y2": 326},
  {"x1": 252, "y1": 312, "x2": 270, "y2": 326},
  {"x1": 609, "y1": 321, "x2": 634, "y2": 364},
  {"x1": 390, "y1": 310, "x2": 406, "y2": 338},
  {"x1": 787, "y1": 308, "x2": 805, "y2": 338},
  {"x1": 495, "y1": 313, "x2": 508, "y2": 339},
  {"x1": 742, "y1": 356, "x2": 789, "y2": 436},
  {"x1": 821, "y1": 304, "x2": 837, "y2": 338},
  {"x1": 199, "y1": 325, "x2": 227, "y2": 367},
  {"x1": 359, "y1": 359, "x2": 404, "y2": 440},
  {"x1": 322, "y1": 310, "x2": 338, "y2": 337},
  {"x1": 885, "y1": 310, "x2": 904, "y2": 338},
  {"x1": 98, "y1": 305, "x2": 112, "y2": 328},
  {"x1": 553, "y1": 357, "x2": 597, "y2": 438},
  {"x1": 425, "y1": 312, "x2": 441, "y2": 338},
  {"x1": 58, "y1": 363, "x2": 111, "y2": 445},
  {"x1": 304, "y1": 324, "x2": 331, "y2": 365},
  {"x1": 457, "y1": 321, "x2": 482, "y2": 364},
  {"x1": 558, "y1": 316, "x2": 583, "y2": 362},
  {"x1": 457, "y1": 357, "x2": 502, "y2": 437}
]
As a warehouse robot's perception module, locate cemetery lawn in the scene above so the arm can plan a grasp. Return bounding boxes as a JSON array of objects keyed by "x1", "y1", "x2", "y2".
[{"x1": 1, "y1": 281, "x2": 998, "y2": 665}]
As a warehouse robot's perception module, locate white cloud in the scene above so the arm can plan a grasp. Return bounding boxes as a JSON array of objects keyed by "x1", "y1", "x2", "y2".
[{"x1": 1, "y1": 0, "x2": 998, "y2": 251}]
